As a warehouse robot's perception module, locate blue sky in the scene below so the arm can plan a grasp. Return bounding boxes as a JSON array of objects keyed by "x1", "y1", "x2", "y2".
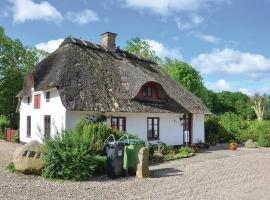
[{"x1": 1, "y1": 0, "x2": 270, "y2": 95}]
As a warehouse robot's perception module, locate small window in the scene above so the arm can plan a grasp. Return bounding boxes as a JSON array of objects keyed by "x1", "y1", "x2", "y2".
[
  {"x1": 34, "y1": 94, "x2": 41, "y2": 109},
  {"x1": 147, "y1": 117, "x2": 159, "y2": 140},
  {"x1": 111, "y1": 117, "x2": 126, "y2": 131},
  {"x1": 142, "y1": 86, "x2": 152, "y2": 97},
  {"x1": 26, "y1": 116, "x2": 31, "y2": 137},
  {"x1": 46, "y1": 92, "x2": 50, "y2": 102},
  {"x1": 27, "y1": 96, "x2": 31, "y2": 105},
  {"x1": 44, "y1": 115, "x2": 51, "y2": 138}
]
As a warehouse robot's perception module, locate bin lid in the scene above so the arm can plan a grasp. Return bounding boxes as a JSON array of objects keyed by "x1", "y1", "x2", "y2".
[{"x1": 126, "y1": 139, "x2": 145, "y2": 145}]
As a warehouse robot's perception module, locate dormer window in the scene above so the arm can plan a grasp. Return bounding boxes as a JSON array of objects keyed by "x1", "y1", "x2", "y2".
[
  {"x1": 137, "y1": 82, "x2": 161, "y2": 100},
  {"x1": 142, "y1": 86, "x2": 152, "y2": 97}
]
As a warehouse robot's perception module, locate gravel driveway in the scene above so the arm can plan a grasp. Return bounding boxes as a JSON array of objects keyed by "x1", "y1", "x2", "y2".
[{"x1": 1, "y1": 140, "x2": 270, "y2": 200}]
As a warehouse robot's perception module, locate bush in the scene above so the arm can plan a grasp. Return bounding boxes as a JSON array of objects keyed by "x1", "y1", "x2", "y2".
[
  {"x1": 0, "y1": 115, "x2": 9, "y2": 133},
  {"x1": 74, "y1": 119, "x2": 137, "y2": 156},
  {"x1": 6, "y1": 162, "x2": 16, "y2": 173},
  {"x1": 12, "y1": 132, "x2": 19, "y2": 143},
  {"x1": 42, "y1": 119, "x2": 137, "y2": 180},
  {"x1": 42, "y1": 129, "x2": 97, "y2": 181},
  {"x1": 94, "y1": 155, "x2": 107, "y2": 175},
  {"x1": 0, "y1": 132, "x2": 6, "y2": 139},
  {"x1": 178, "y1": 146, "x2": 192, "y2": 156},
  {"x1": 257, "y1": 131, "x2": 268, "y2": 147}
]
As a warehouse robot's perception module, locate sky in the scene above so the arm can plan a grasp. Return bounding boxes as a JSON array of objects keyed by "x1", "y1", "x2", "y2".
[{"x1": 1, "y1": 0, "x2": 270, "y2": 96}]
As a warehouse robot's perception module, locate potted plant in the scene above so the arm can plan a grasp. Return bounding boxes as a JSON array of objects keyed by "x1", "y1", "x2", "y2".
[{"x1": 229, "y1": 140, "x2": 238, "y2": 150}]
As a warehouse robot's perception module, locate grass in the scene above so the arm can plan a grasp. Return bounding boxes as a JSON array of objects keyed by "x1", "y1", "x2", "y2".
[{"x1": 6, "y1": 162, "x2": 16, "y2": 173}]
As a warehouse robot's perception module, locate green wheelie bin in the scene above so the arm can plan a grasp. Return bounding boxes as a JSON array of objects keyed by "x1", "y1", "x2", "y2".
[{"x1": 120, "y1": 134, "x2": 145, "y2": 175}]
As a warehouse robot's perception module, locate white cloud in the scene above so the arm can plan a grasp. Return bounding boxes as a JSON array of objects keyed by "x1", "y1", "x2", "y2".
[
  {"x1": 191, "y1": 48, "x2": 270, "y2": 77},
  {"x1": 35, "y1": 39, "x2": 64, "y2": 53},
  {"x1": 206, "y1": 79, "x2": 231, "y2": 91},
  {"x1": 145, "y1": 39, "x2": 183, "y2": 59},
  {"x1": 191, "y1": 31, "x2": 220, "y2": 44},
  {"x1": 9, "y1": 0, "x2": 63, "y2": 24},
  {"x1": 239, "y1": 87, "x2": 270, "y2": 96},
  {"x1": 176, "y1": 13, "x2": 204, "y2": 31},
  {"x1": 66, "y1": 9, "x2": 99, "y2": 24},
  {"x1": 123, "y1": 0, "x2": 229, "y2": 15}
]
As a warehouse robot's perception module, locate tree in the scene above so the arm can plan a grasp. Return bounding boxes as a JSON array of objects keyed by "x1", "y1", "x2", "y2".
[
  {"x1": 123, "y1": 37, "x2": 161, "y2": 63},
  {"x1": 213, "y1": 91, "x2": 255, "y2": 119},
  {"x1": 163, "y1": 57, "x2": 205, "y2": 96},
  {"x1": 0, "y1": 26, "x2": 48, "y2": 128},
  {"x1": 251, "y1": 94, "x2": 265, "y2": 121}
]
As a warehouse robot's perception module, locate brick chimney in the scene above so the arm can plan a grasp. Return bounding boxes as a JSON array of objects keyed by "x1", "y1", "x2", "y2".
[{"x1": 101, "y1": 32, "x2": 117, "y2": 52}]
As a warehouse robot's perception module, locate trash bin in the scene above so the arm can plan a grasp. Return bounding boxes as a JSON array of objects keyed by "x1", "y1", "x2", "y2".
[
  {"x1": 120, "y1": 134, "x2": 145, "y2": 175},
  {"x1": 104, "y1": 134, "x2": 125, "y2": 179}
]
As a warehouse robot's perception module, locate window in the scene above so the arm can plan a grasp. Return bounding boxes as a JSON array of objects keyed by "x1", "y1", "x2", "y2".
[
  {"x1": 27, "y1": 96, "x2": 31, "y2": 105},
  {"x1": 34, "y1": 94, "x2": 41, "y2": 109},
  {"x1": 45, "y1": 92, "x2": 50, "y2": 102},
  {"x1": 142, "y1": 86, "x2": 152, "y2": 97},
  {"x1": 26, "y1": 116, "x2": 31, "y2": 137},
  {"x1": 147, "y1": 117, "x2": 159, "y2": 140},
  {"x1": 44, "y1": 115, "x2": 51, "y2": 138},
  {"x1": 111, "y1": 117, "x2": 126, "y2": 131}
]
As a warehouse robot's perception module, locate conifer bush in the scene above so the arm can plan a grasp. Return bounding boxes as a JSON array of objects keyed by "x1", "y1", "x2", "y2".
[{"x1": 42, "y1": 119, "x2": 137, "y2": 180}]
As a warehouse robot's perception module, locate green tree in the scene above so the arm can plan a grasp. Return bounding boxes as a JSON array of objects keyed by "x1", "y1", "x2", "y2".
[
  {"x1": 213, "y1": 91, "x2": 255, "y2": 119},
  {"x1": 163, "y1": 57, "x2": 206, "y2": 97},
  {"x1": 123, "y1": 37, "x2": 161, "y2": 63},
  {"x1": 0, "y1": 26, "x2": 48, "y2": 128}
]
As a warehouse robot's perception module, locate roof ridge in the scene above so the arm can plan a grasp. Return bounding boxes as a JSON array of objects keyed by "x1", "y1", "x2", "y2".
[{"x1": 59, "y1": 36, "x2": 157, "y2": 64}]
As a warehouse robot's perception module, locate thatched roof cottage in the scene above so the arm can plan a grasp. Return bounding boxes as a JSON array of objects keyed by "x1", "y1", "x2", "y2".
[{"x1": 17, "y1": 32, "x2": 209, "y2": 145}]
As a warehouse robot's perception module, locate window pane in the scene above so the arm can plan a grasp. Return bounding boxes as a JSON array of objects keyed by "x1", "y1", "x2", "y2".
[
  {"x1": 148, "y1": 118, "x2": 152, "y2": 124},
  {"x1": 154, "y1": 124, "x2": 158, "y2": 131},
  {"x1": 112, "y1": 118, "x2": 117, "y2": 126},
  {"x1": 119, "y1": 118, "x2": 124, "y2": 126},
  {"x1": 154, "y1": 130, "x2": 158, "y2": 137},
  {"x1": 154, "y1": 118, "x2": 158, "y2": 124}
]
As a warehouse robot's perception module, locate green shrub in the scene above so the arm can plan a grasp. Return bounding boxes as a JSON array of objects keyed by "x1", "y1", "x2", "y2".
[
  {"x1": 0, "y1": 115, "x2": 9, "y2": 133},
  {"x1": 6, "y1": 162, "x2": 16, "y2": 173},
  {"x1": 0, "y1": 132, "x2": 6, "y2": 139},
  {"x1": 257, "y1": 131, "x2": 268, "y2": 147},
  {"x1": 94, "y1": 155, "x2": 107, "y2": 175},
  {"x1": 42, "y1": 119, "x2": 137, "y2": 180},
  {"x1": 42, "y1": 129, "x2": 97, "y2": 181},
  {"x1": 178, "y1": 146, "x2": 192, "y2": 156},
  {"x1": 12, "y1": 132, "x2": 19, "y2": 143},
  {"x1": 74, "y1": 119, "x2": 137, "y2": 155}
]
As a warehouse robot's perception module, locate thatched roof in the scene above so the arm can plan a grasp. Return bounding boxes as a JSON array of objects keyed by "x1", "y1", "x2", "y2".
[{"x1": 17, "y1": 37, "x2": 209, "y2": 114}]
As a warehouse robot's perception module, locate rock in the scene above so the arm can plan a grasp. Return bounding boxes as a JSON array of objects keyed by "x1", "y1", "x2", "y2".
[
  {"x1": 245, "y1": 139, "x2": 257, "y2": 148},
  {"x1": 136, "y1": 147, "x2": 150, "y2": 178},
  {"x1": 152, "y1": 152, "x2": 164, "y2": 163},
  {"x1": 13, "y1": 140, "x2": 44, "y2": 175}
]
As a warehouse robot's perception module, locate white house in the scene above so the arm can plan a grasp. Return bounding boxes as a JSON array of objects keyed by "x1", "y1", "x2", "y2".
[{"x1": 17, "y1": 32, "x2": 209, "y2": 146}]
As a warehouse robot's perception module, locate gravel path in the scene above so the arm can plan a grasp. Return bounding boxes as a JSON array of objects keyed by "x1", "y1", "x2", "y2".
[{"x1": 1, "y1": 141, "x2": 270, "y2": 200}]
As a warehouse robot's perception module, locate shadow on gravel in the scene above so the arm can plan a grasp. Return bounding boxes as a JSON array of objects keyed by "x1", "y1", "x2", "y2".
[{"x1": 151, "y1": 168, "x2": 183, "y2": 178}]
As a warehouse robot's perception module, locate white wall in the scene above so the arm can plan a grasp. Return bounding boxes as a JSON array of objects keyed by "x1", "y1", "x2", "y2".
[
  {"x1": 66, "y1": 111, "x2": 184, "y2": 146},
  {"x1": 19, "y1": 88, "x2": 66, "y2": 143},
  {"x1": 192, "y1": 114, "x2": 205, "y2": 143}
]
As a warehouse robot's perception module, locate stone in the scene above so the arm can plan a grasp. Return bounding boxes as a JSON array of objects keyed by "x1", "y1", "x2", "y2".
[
  {"x1": 152, "y1": 152, "x2": 164, "y2": 163},
  {"x1": 245, "y1": 139, "x2": 257, "y2": 148},
  {"x1": 136, "y1": 147, "x2": 150, "y2": 178},
  {"x1": 13, "y1": 140, "x2": 44, "y2": 175}
]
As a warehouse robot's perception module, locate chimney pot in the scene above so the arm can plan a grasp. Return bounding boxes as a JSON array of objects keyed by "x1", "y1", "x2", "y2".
[{"x1": 101, "y1": 32, "x2": 117, "y2": 52}]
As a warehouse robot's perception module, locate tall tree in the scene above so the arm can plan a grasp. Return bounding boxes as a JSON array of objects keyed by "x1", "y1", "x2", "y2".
[
  {"x1": 251, "y1": 94, "x2": 265, "y2": 121},
  {"x1": 123, "y1": 37, "x2": 161, "y2": 64},
  {"x1": 0, "y1": 27, "x2": 48, "y2": 128},
  {"x1": 163, "y1": 57, "x2": 205, "y2": 98}
]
